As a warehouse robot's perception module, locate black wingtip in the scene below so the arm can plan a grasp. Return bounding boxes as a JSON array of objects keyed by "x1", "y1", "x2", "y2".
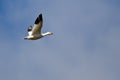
[
  {"x1": 35, "y1": 14, "x2": 43, "y2": 24},
  {"x1": 28, "y1": 26, "x2": 32, "y2": 32},
  {"x1": 39, "y1": 14, "x2": 42, "y2": 17}
]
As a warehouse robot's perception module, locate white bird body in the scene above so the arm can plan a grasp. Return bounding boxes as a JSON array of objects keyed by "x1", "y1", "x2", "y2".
[{"x1": 24, "y1": 14, "x2": 53, "y2": 40}]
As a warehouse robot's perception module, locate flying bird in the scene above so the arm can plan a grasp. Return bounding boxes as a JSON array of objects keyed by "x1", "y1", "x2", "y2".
[{"x1": 24, "y1": 14, "x2": 53, "y2": 40}]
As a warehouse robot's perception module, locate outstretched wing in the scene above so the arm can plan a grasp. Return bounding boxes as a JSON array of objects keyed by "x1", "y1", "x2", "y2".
[
  {"x1": 31, "y1": 14, "x2": 43, "y2": 35},
  {"x1": 28, "y1": 26, "x2": 32, "y2": 32},
  {"x1": 27, "y1": 26, "x2": 32, "y2": 36}
]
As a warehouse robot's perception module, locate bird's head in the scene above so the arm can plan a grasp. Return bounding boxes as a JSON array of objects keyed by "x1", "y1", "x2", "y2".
[
  {"x1": 46, "y1": 32, "x2": 53, "y2": 35},
  {"x1": 42, "y1": 32, "x2": 53, "y2": 36}
]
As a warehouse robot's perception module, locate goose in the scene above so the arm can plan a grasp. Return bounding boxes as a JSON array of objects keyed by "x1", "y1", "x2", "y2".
[{"x1": 24, "y1": 14, "x2": 53, "y2": 40}]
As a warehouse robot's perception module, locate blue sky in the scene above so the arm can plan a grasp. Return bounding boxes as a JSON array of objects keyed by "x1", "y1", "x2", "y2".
[{"x1": 0, "y1": 0, "x2": 120, "y2": 80}]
